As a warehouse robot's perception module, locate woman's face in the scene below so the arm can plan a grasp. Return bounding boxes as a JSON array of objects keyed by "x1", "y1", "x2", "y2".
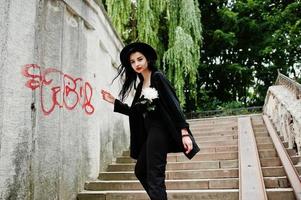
[{"x1": 129, "y1": 52, "x2": 149, "y2": 74}]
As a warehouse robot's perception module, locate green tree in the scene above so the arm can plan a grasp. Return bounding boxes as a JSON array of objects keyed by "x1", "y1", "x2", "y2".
[
  {"x1": 198, "y1": 0, "x2": 301, "y2": 109},
  {"x1": 163, "y1": 0, "x2": 202, "y2": 106}
]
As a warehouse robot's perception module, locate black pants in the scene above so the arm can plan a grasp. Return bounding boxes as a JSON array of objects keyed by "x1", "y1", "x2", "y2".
[{"x1": 135, "y1": 118, "x2": 169, "y2": 200}]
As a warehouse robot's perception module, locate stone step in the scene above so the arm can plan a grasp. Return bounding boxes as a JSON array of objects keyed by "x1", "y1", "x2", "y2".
[
  {"x1": 191, "y1": 129, "x2": 238, "y2": 134},
  {"x1": 78, "y1": 188, "x2": 295, "y2": 200},
  {"x1": 122, "y1": 145, "x2": 239, "y2": 156},
  {"x1": 192, "y1": 124, "x2": 237, "y2": 127},
  {"x1": 109, "y1": 155, "x2": 301, "y2": 172},
  {"x1": 121, "y1": 143, "x2": 278, "y2": 157},
  {"x1": 262, "y1": 166, "x2": 286, "y2": 177},
  {"x1": 195, "y1": 140, "x2": 238, "y2": 146},
  {"x1": 253, "y1": 126, "x2": 268, "y2": 131},
  {"x1": 253, "y1": 132, "x2": 271, "y2": 137},
  {"x1": 255, "y1": 136, "x2": 272, "y2": 143},
  {"x1": 263, "y1": 165, "x2": 301, "y2": 177},
  {"x1": 85, "y1": 178, "x2": 239, "y2": 191},
  {"x1": 193, "y1": 135, "x2": 238, "y2": 142},
  {"x1": 266, "y1": 188, "x2": 295, "y2": 200},
  {"x1": 261, "y1": 158, "x2": 282, "y2": 167},
  {"x1": 256, "y1": 140, "x2": 273, "y2": 146},
  {"x1": 78, "y1": 189, "x2": 239, "y2": 200},
  {"x1": 254, "y1": 131, "x2": 269, "y2": 135},
  {"x1": 84, "y1": 176, "x2": 290, "y2": 191},
  {"x1": 191, "y1": 125, "x2": 237, "y2": 129},
  {"x1": 253, "y1": 122, "x2": 267, "y2": 126},
  {"x1": 195, "y1": 140, "x2": 238, "y2": 147},
  {"x1": 189, "y1": 118, "x2": 237, "y2": 123},
  {"x1": 257, "y1": 143, "x2": 275, "y2": 150},
  {"x1": 190, "y1": 121, "x2": 237, "y2": 126},
  {"x1": 266, "y1": 155, "x2": 301, "y2": 165},
  {"x1": 193, "y1": 130, "x2": 268, "y2": 137},
  {"x1": 254, "y1": 133, "x2": 270, "y2": 137},
  {"x1": 258, "y1": 149, "x2": 278, "y2": 158},
  {"x1": 190, "y1": 126, "x2": 238, "y2": 131},
  {"x1": 190, "y1": 121, "x2": 237, "y2": 125},
  {"x1": 117, "y1": 149, "x2": 288, "y2": 164},
  {"x1": 109, "y1": 160, "x2": 238, "y2": 171},
  {"x1": 192, "y1": 145, "x2": 239, "y2": 154},
  {"x1": 189, "y1": 119, "x2": 237, "y2": 124},
  {"x1": 253, "y1": 129, "x2": 268, "y2": 133},
  {"x1": 115, "y1": 152, "x2": 238, "y2": 163},
  {"x1": 252, "y1": 121, "x2": 265, "y2": 125},
  {"x1": 119, "y1": 146, "x2": 295, "y2": 165},
  {"x1": 192, "y1": 131, "x2": 238, "y2": 136},
  {"x1": 99, "y1": 168, "x2": 239, "y2": 180},
  {"x1": 252, "y1": 123, "x2": 266, "y2": 127},
  {"x1": 252, "y1": 123, "x2": 265, "y2": 127},
  {"x1": 99, "y1": 166, "x2": 301, "y2": 180}
]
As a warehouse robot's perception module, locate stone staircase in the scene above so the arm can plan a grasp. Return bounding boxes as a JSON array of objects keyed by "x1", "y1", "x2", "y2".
[
  {"x1": 250, "y1": 115, "x2": 300, "y2": 199},
  {"x1": 78, "y1": 114, "x2": 301, "y2": 200}
]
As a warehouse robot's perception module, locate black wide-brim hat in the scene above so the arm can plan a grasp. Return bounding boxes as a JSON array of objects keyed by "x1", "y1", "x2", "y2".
[{"x1": 120, "y1": 42, "x2": 157, "y2": 67}]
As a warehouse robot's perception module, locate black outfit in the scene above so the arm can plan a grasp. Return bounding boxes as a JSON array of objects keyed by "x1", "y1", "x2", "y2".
[
  {"x1": 135, "y1": 112, "x2": 170, "y2": 199},
  {"x1": 114, "y1": 70, "x2": 200, "y2": 199}
]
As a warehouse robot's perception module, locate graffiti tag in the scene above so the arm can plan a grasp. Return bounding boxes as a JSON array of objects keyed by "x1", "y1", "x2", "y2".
[{"x1": 22, "y1": 64, "x2": 95, "y2": 115}]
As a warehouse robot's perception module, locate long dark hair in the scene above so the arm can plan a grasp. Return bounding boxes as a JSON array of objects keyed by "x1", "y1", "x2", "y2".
[{"x1": 112, "y1": 49, "x2": 157, "y2": 101}]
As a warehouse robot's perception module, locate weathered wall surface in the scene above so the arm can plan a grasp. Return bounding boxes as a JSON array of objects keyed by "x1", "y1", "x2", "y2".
[
  {"x1": 0, "y1": 0, "x2": 129, "y2": 199},
  {"x1": 263, "y1": 85, "x2": 301, "y2": 155}
]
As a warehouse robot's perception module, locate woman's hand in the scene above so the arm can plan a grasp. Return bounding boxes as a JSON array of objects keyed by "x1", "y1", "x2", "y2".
[
  {"x1": 101, "y1": 89, "x2": 116, "y2": 104},
  {"x1": 181, "y1": 128, "x2": 193, "y2": 154}
]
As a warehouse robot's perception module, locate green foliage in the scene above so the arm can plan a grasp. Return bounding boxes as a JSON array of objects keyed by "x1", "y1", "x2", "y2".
[
  {"x1": 212, "y1": 30, "x2": 237, "y2": 46},
  {"x1": 194, "y1": 88, "x2": 222, "y2": 112},
  {"x1": 137, "y1": 0, "x2": 158, "y2": 46},
  {"x1": 217, "y1": 101, "x2": 251, "y2": 116},
  {"x1": 163, "y1": 27, "x2": 197, "y2": 103},
  {"x1": 198, "y1": 0, "x2": 301, "y2": 111},
  {"x1": 104, "y1": 0, "x2": 132, "y2": 41},
  {"x1": 218, "y1": 101, "x2": 244, "y2": 110},
  {"x1": 164, "y1": 0, "x2": 202, "y2": 106}
]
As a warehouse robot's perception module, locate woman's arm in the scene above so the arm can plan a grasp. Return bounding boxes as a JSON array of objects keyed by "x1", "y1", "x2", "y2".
[
  {"x1": 114, "y1": 99, "x2": 130, "y2": 116},
  {"x1": 101, "y1": 89, "x2": 130, "y2": 116},
  {"x1": 152, "y1": 72, "x2": 193, "y2": 153}
]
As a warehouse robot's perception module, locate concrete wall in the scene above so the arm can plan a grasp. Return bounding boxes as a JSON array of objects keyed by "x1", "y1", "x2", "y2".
[
  {"x1": 263, "y1": 85, "x2": 301, "y2": 155},
  {"x1": 0, "y1": 0, "x2": 130, "y2": 199}
]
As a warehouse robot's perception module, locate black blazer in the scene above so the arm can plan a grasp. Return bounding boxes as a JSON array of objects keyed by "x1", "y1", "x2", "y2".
[{"x1": 114, "y1": 70, "x2": 200, "y2": 160}]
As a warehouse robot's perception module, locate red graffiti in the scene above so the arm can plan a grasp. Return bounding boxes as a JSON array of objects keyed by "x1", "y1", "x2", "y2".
[{"x1": 22, "y1": 64, "x2": 95, "y2": 115}]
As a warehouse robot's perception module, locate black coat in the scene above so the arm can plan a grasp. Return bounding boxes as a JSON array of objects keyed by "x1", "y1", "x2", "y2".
[{"x1": 114, "y1": 70, "x2": 200, "y2": 160}]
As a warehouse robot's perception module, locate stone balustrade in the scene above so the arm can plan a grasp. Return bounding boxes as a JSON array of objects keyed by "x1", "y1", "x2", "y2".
[
  {"x1": 263, "y1": 72, "x2": 301, "y2": 155},
  {"x1": 275, "y1": 72, "x2": 301, "y2": 100}
]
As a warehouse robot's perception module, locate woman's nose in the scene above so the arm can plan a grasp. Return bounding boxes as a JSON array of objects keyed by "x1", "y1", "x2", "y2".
[{"x1": 132, "y1": 61, "x2": 138, "y2": 67}]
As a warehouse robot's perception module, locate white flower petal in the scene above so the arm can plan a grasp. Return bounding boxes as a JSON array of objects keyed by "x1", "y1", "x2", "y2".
[{"x1": 142, "y1": 87, "x2": 158, "y2": 101}]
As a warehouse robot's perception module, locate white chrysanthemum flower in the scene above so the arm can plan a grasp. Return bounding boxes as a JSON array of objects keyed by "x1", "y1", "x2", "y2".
[{"x1": 142, "y1": 87, "x2": 158, "y2": 102}]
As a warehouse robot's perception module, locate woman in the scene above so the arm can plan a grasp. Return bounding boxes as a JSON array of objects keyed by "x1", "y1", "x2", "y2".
[{"x1": 101, "y1": 42, "x2": 200, "y2": 200}]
